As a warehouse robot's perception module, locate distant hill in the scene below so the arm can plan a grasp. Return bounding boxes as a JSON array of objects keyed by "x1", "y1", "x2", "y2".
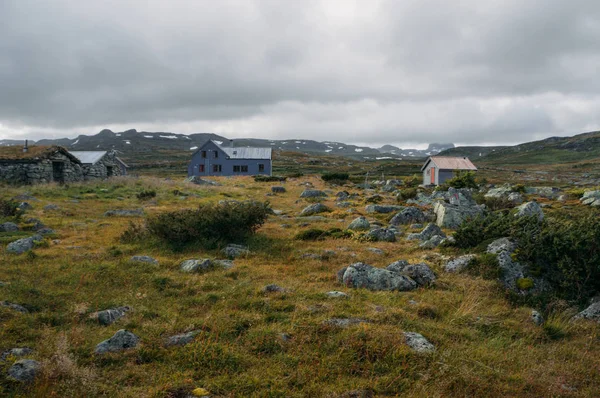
[{"x1": 377, "y1": 143, "x2": 454, "y2": 158}]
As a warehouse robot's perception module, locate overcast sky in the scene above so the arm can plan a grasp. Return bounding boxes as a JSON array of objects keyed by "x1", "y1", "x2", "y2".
[{"x1": 1, "y1": 0, "x2": 600, "y2": 147}]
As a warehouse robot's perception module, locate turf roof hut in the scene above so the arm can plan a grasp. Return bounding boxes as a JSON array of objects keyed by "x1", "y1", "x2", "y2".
[
  {"x1": 69, "y1": 151, "x2": 128, "y2": 179},
  {"x1": 421, "y1": 156, "x2": 477, "y2": 186},
  {"x1": 0, "y1": 144, "x2": 84, "y2": 184}
]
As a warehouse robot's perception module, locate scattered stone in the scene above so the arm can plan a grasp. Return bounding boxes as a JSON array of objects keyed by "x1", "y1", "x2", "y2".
[
  {"x1": 507, "y1": 192, "x2": 524, "y2": 204},
  {"x1": 486, "y1": 237, "x2": 516, "y2": 254},
  {"x1": 223, "y1": 244, "x2": 250, "y2": 258},
  {"x1": 403, "y1": 332, "x2": 435, "y2": 353},
  {"x1": 262, "y1": 284, "x2": 288, "y2": 293},
  {"x1": 37, "y1": 227, "x2": 55, "y2": 235},
  {"x1": 6, "y1": 234, "x2": 43, "y2": 254},
  {"x1": 104, "y1": 209, "x2": 144, "y2": 217},
  {"x1": 444, "y1": 255, "x2": 476, "y2": 273},
  {"x1": 279, "y1": 333, "x2": 292, "y2": 342},
  {"x1": 180, "y1": 259, "x2": 213, "y2": 273},
  {"x1": 340, "y1": 262, "x2": 417, "y2": 291},
  {"x1": 580, "y1": 190, "x2": 600, "y2": 206},
  {"x1": 1, "y1": 348, "x2": 33, "y2": 362},
  {"x1": 326, "y1": 291, "x2": 349, "y2": 298},
  {"x1": 365, "y1": 204, "x2": 404, "y2": 214},
  {"x1": 186, "y1": 176, "x2": 221, "y2": 186},
  {"x1": 18, "y1": 202, "x2": 33, "y2": 210},
  {"x1": 419, "y1": 235, "x2": 445, "y2": 249},
  {"x1": 336, "y1": 191, "x2": 350, "y2": 200},
  {"x1": 164, "y1": 330, "x2": 201, "y2": 347},
  {"x1": 485, "y1": 185, "x2": 513, "y2": 199},
  {"x1": 406, "y1": 223, "x2": 446, "y2": 242},
  {"x1": 94, "y1": 306, "x2": 131, "y2": 326},
  {"x1": 390, "y1": 207, "x2": 428, "y2": 226},
  {"x1": 348, "y1": 216, "x2": 370, "y2": 231},
  {"x1": 7, "y1": 359, "x2": 41, "y2": 382},
  {"x1": 95, "y1": 329, "x2": 140, "y2": 354},
  {"x1": 213, "y1": 259, "x2": 234, "y2": 269},
  {"x1": 0, "y1": 301, "x2": 29, "y2": 313},
  {"x1": 409, "y1": 223, "x2": 423, "y2": 229},
  {"x1": 367, "y1": 247, "x2": 385, "y2": 255},
  {"x1": 366, "y1": 228, "x2": 396, "y2": 242},
  {"x1": 531, "y1": 310, "x2": 544, "y2": 326},
  {"x1": 323, "y1": 318, "x2": 368, "y2": 328},
  {"x1": 525, "y1": 186, "x2": 561, "y2": 199},
  {"x1": 0, "y1": 222, "x2": 19, "y2": 232},
  {"x1": 300, "y1": 203, "x2": 330, "y2": 216},
  {"x1": 514, "y1": 201, "x2": 544, "y2": 221},
  {"x1": 130, "y1": 255, "x2": 159, "y2": 265},
  {"x1": 391, "y1": 263, "x2": 436, "y2": 286},
  {"x1": 300, "y1": 189, "x2": 327, "y2": 198},
  {"x1": 43, "y1": 204, "x2": 60, "y2": 211},
  {"x1": 573, "y1": 302, "x2": 600, "y2": 322},
  {"x1": 271, "y1": 186, "x2": 286, "y2": 193}
]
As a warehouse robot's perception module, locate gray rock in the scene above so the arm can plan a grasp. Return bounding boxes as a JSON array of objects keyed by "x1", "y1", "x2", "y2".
[
  {"x1": 186, "y1": 176, "x2": 221, "y2": 186},
  {"x1": 367, "y1": 247, "x2": 385, "y2": 255},
  {"x1": 300, "y1": 190, "x2": 327, "y2": 198},
  {"x1": 365, "y1": 204, "x2": 404, "y2": 214},
  {"x1": 7, "y1": 359, "x2": 41, "y2": 382},
  {"x1": 366, "y1": 228, "x2": 396, "y2": 242},
  {"x1": 573, "y1": 302, "x2": 600, "y2": 322},
  {"x1": 390, "y1": 207, "x2": 427, "y2": 226},
  {"x1": 43, "y1": 204, "x2": 60, "y2": 211},
  {"x1": 0, "y1": 301, "x2": 29, "y2": 313},
  {"x1": 164, "y1": 330, "x2": 201, "y2": 347},
  {"x1": 485, "y1": 185, "x2": 513, "y2": 199},
  {"x1": 486, "y1": 241, "x2": 525, "y2": 291},
  {"x1": 1, "y1": 348, "x2": 33, "y2": 362},
  {"x1": 341, "y1": 262, "x2": 417, "y2": 291},
  {"x1": 326, "y1": 291, "x2": 349, "y2": 298},
  {"x1": 531, "y1": 310, "x2": 544, "y2": 326},
  {"x1": 95, "y1": 329, "x2": 140, "y2": 354},
  {"x1": 487, "y1": 237, "x2": 516, "y2": 254},
  {"x1": 6, "y1": 234, "x2": 43, "y2": 254},
  {"x1": 406, "y1": 223, "x2": 446, "y2": 242},
  {"x1": 385, "y1": 260, "x2": 410, "y2": 273},
  {"x1": 444, "y1": 255, "x2": 476, "y2": 273},
  {"x1": 37, "y1": 227, "x2": 55, "y2": 235},
  {"x1": 386, "y1": 179, "x2": 403, "y2": 186},
  {"x1": 300, "y1": 203, "x2": 330, "y2": 216},
  {"x1": 262, "y1": 284, "x2": 287, "y2": 293},
  {"x1": 104, "y1": 209, "x2": 144, "y2": 217},
  {"x1": 336, "y1": 191, "x2": 350, "y2": 200},
  {"x1": 0, "y1": 222, "x2": 19, "y2": 232},
  {"x1": 348, "y1": 216, "x2": 370, "y2": 231},
  {"x1": 397, "y1": 263, "x2": 436, "y2": 286},
  {"x1": 271, "y1": 186, "x2": 286, "y2": 193},
  {"x1": 180, "y1": 259, "x2": 213, "y2": 273},
  {"x1": 525, "y1": 186, "x2": 561, "y2": 199},
  {"x1": 323, "y1": 318, "x2": 368, "y2": 328},
  {"x1": 223, "y1": 244, "x2": 250, "y2": 258},
  {"x1": 433, "y1": 201, "x2": 483, "y2": 229},
  {"x1": 18, "y1": 202, "x2": 33, "y2": 210},
  {"x1": 410, "y1": 223, "x2": 423, "y2": 229},
  {"x1": 130, "y1": 255, "x2": 158, "y2": 265},
  {"x1": 403, "y1": 332, "x2": 435, "y2": 353},
  {"x1": 419, "y1": 235, "x2": 445, "y2": 249},
  {"x1": 507, "y1": 192, "x2": 524, "y2": 204},
  {"x1": 95, "y1": 306, "x2": 131, "y2": 326},
  {"x1": 213, "y1": 259, "x2": 235, "y2": 269},
  {"x1": 514, "y1": 201, "x2": 544, "y2": 221}
]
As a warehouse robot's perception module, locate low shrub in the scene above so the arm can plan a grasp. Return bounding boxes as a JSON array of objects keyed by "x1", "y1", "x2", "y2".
[
  {"x1": 321, "y1": 172, "x2": 349, "y2": 183},
  {"x1": 136, "y1": 189, "x2": 156, "y2": 200},
  {"x1": 465, "y1": 253, "x2": 502, "y2": 280},
  {"x1": 397, "y1": 188, "x2": 418, "y2": 201},
  {"x1": 452, "y1": 211, "x2": 512, "y2": 249},
  {"x1": 0, "y1": 198, "x2": 23, "y2": 220},
  {"x1": 286, "y1": 172, "x2": 304, "y2": 178},
  {"x1": 294, "y1": 227, "x2": 352, "y2": 241},
  {"x1": 445, "y1": 171, "x2": 478, "y2": 189},
  {"x1": 403, "y1": 175, "x2": 421, "y2": 188},
  {"x1": 254, "y1": 175, "x2": 286, "y2": 182}
]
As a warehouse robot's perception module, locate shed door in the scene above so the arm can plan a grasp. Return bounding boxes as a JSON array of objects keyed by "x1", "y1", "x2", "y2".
[{"x1": 430, "y1": 167, "x2": 435, "y2": 184}]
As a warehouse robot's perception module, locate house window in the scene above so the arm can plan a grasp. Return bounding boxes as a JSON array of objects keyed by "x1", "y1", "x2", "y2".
[
  {"x1": 241, "y1": 165, "x2": 248, "y2": 172},
  {"x1": 214, "y1": 151, "x2": 218, "y2": 158},
  {"x1": 199, "y1": 165, "x2": 205, "y2": 173},
  {"x1": 201, "y1": 151, "x2": 207, "y2": 158},
  {"x1": 233, "y1": 165, "x2": 241, "y2": 172},
  {"x1": 258, "y1": 164, "x2": 265, "y2": 172},
  {"x1": 212, "y1": 164, "x2": 222, "y2": 173}
]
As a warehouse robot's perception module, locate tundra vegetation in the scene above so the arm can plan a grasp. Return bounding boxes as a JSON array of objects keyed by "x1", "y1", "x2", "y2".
[{"x1": 1, "y1": 152, "x2": 600, "y2": 397}]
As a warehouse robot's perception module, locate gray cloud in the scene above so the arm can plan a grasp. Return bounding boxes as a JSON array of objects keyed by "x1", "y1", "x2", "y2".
[{"x1": 1, "y1": 0, "x2": 600, "y2": 145}]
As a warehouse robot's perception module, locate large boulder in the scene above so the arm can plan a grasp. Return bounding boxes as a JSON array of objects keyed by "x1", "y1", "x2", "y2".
[
  {"x1": 485, "y1": 185, "x2": 513, "y2": 199},
  {"x1": 573, "y1": 302, "x2": 600, "y2": 322},
  {"x1": 95, "y1": 329, "x2": 140, "y2": 354},
  {"x1": 446, "y1": 187, "x2": 477, "y2": 207},
  {"x1": 444, "y1": 255, "x2": 476, "y2": 273},
  {"x1": 433, "y1": 201, "x2": 483, "y2": 229},
  {"x1": 514, "y1": 201, "x2": 544, "y2": 221},
  {"x1": 340, "y1": 262, "x2": 417, "y2": 291},
  {"x1": 366, "y1": 228, "x2": 396, "y2": 242},
  {"x1": 389, "y1": 207, "x2": 428, "y2": 226},
  {"x1": 486, "y1": 237, "x2": 516, "y2": 254},
  {"x1": 348, "y1": 216, "x2": 370, "y2": 231},
  {"x1": 6, "y1": 234, "x2": 43, "y2": 254},
  {"x1": 406, "y1": 223, "x2": 446, "y2": 242},
  {"x1": 365, "y1": 204, "x2": 404, "y2": 214},
  {"x1": 581, "y1": 190, "x2": 600, "y2": 206},
  {"x1": 524, "y1": 186, "x2": 561, "y2": 199},
  {"x1": 7, "y1": 359, "x2": 41, "y2": 383},
  {"x1": 486, "y1": 238, "x2": 524, "y2": 291},
  {"x1": 300, "y1": 190, "x2": 327, "y2": 198},
  {"x1": 386, "y1": 261, "x2": 436, "y2": 286},
  {"x1": 300, "y1": 203, "x2": 330, "y2": 216}
]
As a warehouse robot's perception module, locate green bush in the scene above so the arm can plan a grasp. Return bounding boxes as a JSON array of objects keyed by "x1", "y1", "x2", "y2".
[
  {"x1": 397, "y1": 188, "x2": 418, "y2": 201},
  {"x1": 254, "y1": 175, "x2": 286, "y2": 182},
  {"x1": 445, "y1": 171, "x2": 478, "y2": 189},
  {"x1": 286, "y1": 172, "x2": 304, "y2": 178},
  {"x1": 464, "y1": 253, "x2": 502, "y2": 280},
  {"x1": 512, "y1": 184, "x2": 526, "y2": 193},
  {"x1": 0, "y1": 198, "x2": 23, "y2": 220},
  {"x1": 452, "y1": 211, "x2": 511, "y2": 249},
  {"x1": 123, "y1": 201, "x2": 270, "y2": 250},
  {"x1": 136, "y1": 189, "x2": 156, "y2": 200},
  {"x1": 403, "y1": 175, "x2": 421, "y2": 188},
  {"x1": 294, "y1": 227, "x2": 352, "y2": 241},
  {"x1": 321, "y1": 172, "x2": 349, "y2": 182}
]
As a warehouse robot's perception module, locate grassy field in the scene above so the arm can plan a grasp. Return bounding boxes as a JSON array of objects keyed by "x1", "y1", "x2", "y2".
[{"x1": 1, "y1": 172, "x2": 599, "y2": 397}]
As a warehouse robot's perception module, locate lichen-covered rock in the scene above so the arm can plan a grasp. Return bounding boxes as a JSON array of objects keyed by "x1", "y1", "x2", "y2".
[
  {"x1": 7, "y1": 359, "x2": 41, "y2": 382},
  {"x1": 573, "y1": 302, "x2": 600, "y2": 322},
  {"x1": 365, "y1": 228, "x2": 396, "y2": 242},
  {"x1": 130, "y1": 255, "x2": 158, "y2": 265},
  {"x1": 271, "y1": 186, "x2": 286, "y2": 193},
  {"x1": 186, "y1": 176, "x2": 221, "y2": 186},
  {"x1": 326, "y1": 291, "x2": 349, "y2": 298},
  {"x1": 104, "y1": 209, "x2": 144, "y2": 217},
  {"x1": 323, "y1": 318, "x2": 368, "y2": 328},
  {"x1": 419, "y1": 235, "x2": 445, "y2": 249},
  {"x1": 386, "y1": 262, "x2": 436, "y2": 286},
  {"x1": 300, "y1": 203, "x2": 330, "y2": 216},
  {"x1": 507, "y1": 192, "x2": 524, "y2": 204},
  {"x1": 389, "y1": 207, "x2": 428, "y2": 226},
  {"x1": 444, "y1": 255, "x2": 476, "y2": 273},
  {"x1": 341, "y1": 262, "x2": 417, "y2": 291},
  {"x1": 580, "y1": 190, "x2": 600, "y2": 206},
  {"x1": 180, "y1": 259, "x2": 213, "y2": 273},
  {"x1": 486, "y1": 238, "x2": 524, "y2": 290},
  {"x1": 6, "y1": 234, "x2": 43, "y2": 254},
  {"x1": 0, "y1": 222, "x2": 19, "y2": 232},
  {"x1": 433, "y1": 201, "x2": 483, "y2": 229},
  {"x1": 406, "y1": 223, "x2": 445, "y2": 242},
  {"x1": 365, "y1": 204, "x2": 404, "y2": 214},
  {"x1": 94, "y1": 306, "x2": 131, "y2": 326},
  {"x1": 486, "y1": 237, "x2": 516, "y2": 254},
  {"x1": 222, "y1": 244, "x2": 250, "y2": 258},
  {"x1": 95, "y1": 329, "x2": 140, "y2": 354},
  {"x1": 300, "y1": 190, "x2": 327, "y2": 198},
  {"x1": 514, "y1": 201, "x2": 544, "y2": 221},
  {"x1": 348, "y1": 216, "x2": 370, "y2": 231},
  {"x1": 531, "y1": 310, "x2": 544, "y2": 326},
  {"x1": 1, "y1": 347, "x2": 33, "y2": 362},
  {"x1": 403, "y1": 332, "x2": 435, "y2": 353},
  {"x1": 164, "y1": 330, "x2": 201, "y2": 347}
]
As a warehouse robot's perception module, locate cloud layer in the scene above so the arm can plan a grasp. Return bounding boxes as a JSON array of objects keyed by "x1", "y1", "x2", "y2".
[{"x1": 1, "y1": 0, "x2": 600, "y2": 145}]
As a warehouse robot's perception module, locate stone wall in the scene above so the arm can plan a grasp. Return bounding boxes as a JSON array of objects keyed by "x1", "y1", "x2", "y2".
[
  {"x1": 0, "y1": 154, "x2": 83, "y2": 184},
  {"x1": 82, "y1": 153, "x2": 125, "y2": 180}
]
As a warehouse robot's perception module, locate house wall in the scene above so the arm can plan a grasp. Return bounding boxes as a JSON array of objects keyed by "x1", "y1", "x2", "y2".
[
  {"x1": 82, "y1": 153, "x2": 125, "y2": 180},
  {"x1": 188, "y1": 141, "x2": 272, "y2": 177},
  {"x1": 438, "y1": 170, "x2": 455, "y2": 185},
  {"x1": 0, "y1": 154, "x2": 83, "y2": 185},
  {"x1": 422, "y1": 161, "x2": 438, "y2": 185}
]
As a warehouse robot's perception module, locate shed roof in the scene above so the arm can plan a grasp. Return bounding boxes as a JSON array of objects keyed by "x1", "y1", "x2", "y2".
[
  {"x1": 421, "y1": 156, "x2": 477, "y2": 171},
  {"x1": 69, "y1": 151, "x2": 107, "y2": 165},
  {"x1": 0, "y1": 145, "x2": 81, "y2": 163}
]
